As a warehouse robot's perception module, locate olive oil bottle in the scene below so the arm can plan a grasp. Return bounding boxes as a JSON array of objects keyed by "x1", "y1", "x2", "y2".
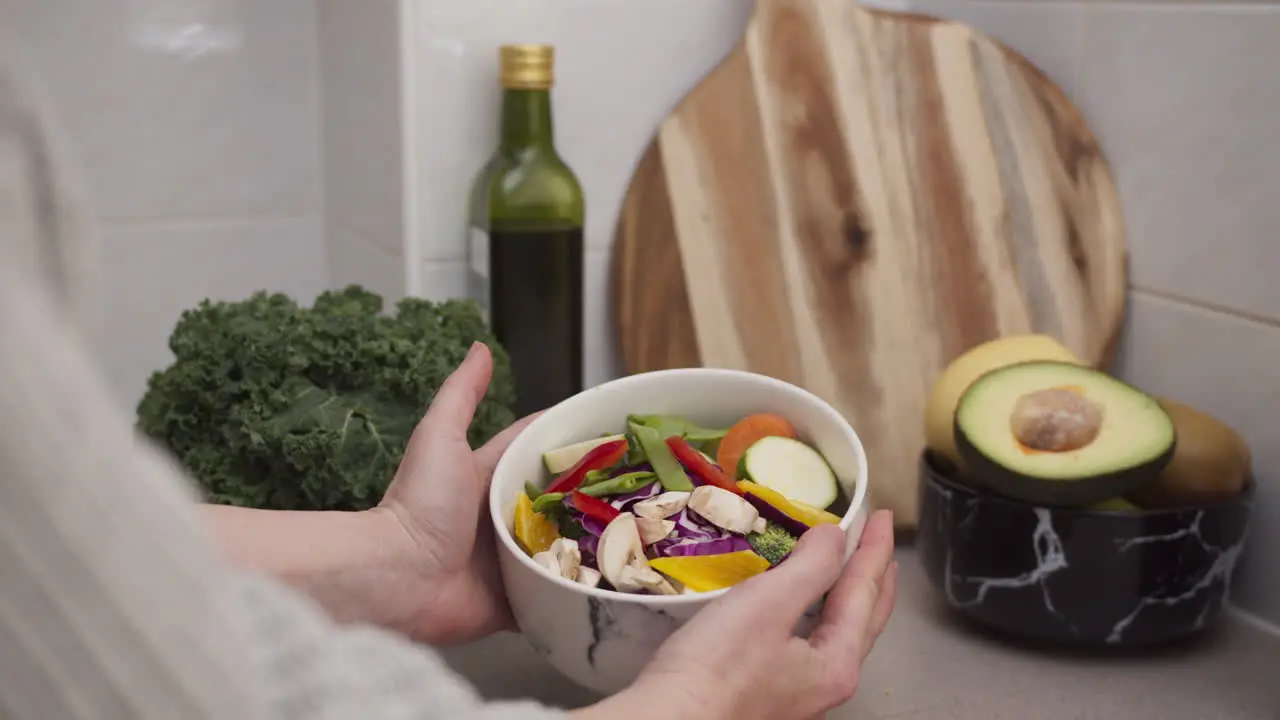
[{"x1": 468, "y1": 44, "x2": 585, "y2": 417}]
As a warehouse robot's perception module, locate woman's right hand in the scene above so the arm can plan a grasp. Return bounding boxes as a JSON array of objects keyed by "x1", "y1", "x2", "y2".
[{"x1": 581, "y1": 509, "x2": 898, "y2": 720}]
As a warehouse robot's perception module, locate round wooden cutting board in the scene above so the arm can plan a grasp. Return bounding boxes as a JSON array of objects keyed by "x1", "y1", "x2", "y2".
[{"x1": 611, "y1": 0, "x2": 1128, "y2": 529}]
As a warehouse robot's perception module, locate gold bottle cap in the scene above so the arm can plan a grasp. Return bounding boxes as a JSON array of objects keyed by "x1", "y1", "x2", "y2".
[{"x1": 500, "y1": 44, "x2": 554, "y2": 90}]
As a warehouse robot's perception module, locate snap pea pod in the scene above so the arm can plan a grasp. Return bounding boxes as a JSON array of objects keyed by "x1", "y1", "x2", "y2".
[
  {"x1": 577, "y1": 471, "x2": 657, "y2": 498},
  {"x1": 531, "y1": 492, "x2": 566, "y2": 514},
  {"x1": 629, "y1": 421, "x2": 694, "y2": 492},
  {"x1": 629, "y1": 414, "x2": 729, "y2": 443}
]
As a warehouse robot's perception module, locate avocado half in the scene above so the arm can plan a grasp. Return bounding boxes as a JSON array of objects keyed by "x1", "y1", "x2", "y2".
[{"x1": 953, "y1": 361, "x2": 1176, "y2": 507}]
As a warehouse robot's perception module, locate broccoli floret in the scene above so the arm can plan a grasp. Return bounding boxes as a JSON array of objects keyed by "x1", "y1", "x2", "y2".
[{"x1": 747, "y1": 523, "x2": 797, "y2": 565}]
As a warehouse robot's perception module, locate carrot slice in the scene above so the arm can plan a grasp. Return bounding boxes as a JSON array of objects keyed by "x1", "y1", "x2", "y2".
[{"x1": 716, "y1": 413, "x2": 798, "y2": 479}]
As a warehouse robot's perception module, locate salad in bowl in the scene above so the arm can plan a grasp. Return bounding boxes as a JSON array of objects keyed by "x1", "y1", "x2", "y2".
[
  {"x1": 488, "y1": 367, "x2": 866, "y2": 695},
  {"x1": 513, "y1": 412, "x2": 851, "y2": 596}
]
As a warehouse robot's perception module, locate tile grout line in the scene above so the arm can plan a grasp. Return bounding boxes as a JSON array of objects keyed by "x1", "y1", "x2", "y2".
[
  {"x1": 97, "y1": 213, "x2": 320, "y2": 230},
  {"x1": 1130, "y1": 286, "x2": 1280, "y2": 332}
]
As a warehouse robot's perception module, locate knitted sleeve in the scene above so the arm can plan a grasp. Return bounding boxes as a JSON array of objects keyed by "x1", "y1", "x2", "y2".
[{"x1": 0, "y1": 26, "x2": 564, "y2": 720}]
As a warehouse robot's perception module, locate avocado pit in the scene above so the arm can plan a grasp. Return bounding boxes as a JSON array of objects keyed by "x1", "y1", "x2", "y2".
[{"x1": 1010, "y1": 387, "x2": 1103, "y2": 453}]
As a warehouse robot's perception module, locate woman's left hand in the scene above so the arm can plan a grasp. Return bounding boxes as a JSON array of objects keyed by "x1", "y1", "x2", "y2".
[{"x1": 376, "y1": 341, "x2": 537, "y2": 645}]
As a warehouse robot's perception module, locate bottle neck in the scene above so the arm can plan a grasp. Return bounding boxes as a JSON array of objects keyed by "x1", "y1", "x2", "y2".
[{"x1": 499, "y1": 88, "x2": 555, "y2": 154}]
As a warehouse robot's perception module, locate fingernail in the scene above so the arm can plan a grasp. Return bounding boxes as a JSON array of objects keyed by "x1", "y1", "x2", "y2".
[{"x1": 466, "y1": 341, "x2": 483, "y2": 360}]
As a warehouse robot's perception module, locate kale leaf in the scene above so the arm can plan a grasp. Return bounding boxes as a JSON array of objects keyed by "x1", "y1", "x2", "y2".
[{"x1": 136, "y1": 285, "x2": 516, "y2": 511}]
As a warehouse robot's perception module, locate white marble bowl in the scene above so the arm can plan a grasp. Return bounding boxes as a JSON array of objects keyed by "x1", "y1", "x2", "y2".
[{"x1": 489, "y1": 368, "x2": 869, "y2": 695}]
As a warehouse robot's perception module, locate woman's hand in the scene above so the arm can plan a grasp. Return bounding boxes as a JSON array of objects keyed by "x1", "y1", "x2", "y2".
[
  {"x1": 206, "y1": 342, "x2": 533, "y2": 646},
  {"x1": 582, "y1": 510, "x2": 898, "y2": 720},
  {"x1": 377, "y1": 341, "x2": 536, "y2": 645}
]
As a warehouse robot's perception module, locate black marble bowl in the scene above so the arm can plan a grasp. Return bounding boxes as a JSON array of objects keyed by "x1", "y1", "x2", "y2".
[{"x1": 917, "y1": 451, "x2": 1254, "y2": 647}]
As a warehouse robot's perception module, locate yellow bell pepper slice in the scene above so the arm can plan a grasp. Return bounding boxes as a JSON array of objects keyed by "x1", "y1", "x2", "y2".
[
  {"x1": 738, "y1": 481, "x2": 842, "y2": 527},
  {"x1": 513, "y1": 492, "x2": 560, "y2": 556},
  {"x1": 648, "y1": 550, "x2": 772, "y2": 592}
]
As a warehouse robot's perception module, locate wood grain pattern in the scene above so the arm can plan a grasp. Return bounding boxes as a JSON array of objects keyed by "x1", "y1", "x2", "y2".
[{"x1": 612, "y1": 0, "x2": 1127, "y2": 528}]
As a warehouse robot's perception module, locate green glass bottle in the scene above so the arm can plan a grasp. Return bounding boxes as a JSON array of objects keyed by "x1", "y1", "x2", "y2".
[{"x1": 468, "y1": 44, "x2": 585, "y2": 417}]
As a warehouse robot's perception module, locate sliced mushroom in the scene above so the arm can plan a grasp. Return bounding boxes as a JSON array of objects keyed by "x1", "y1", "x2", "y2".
[
  {"x1": 597, "y1": 512, "x2": 681, "y2": 595},
  {"x1": 549, "y1": 538, "x2": 581, "y2": 581},
  {"x1": 576, "y1": 566, "x2": 602, "y2": 589},
  {"x1": 597, "y1": 513, "x2": 646, "y2": 591},
  {"x1": 636, "y1": 517, "x2": 677, "y2": 546},
  {"x1": 688, "y1": 486, "x2": 760, "y2": 535},
  {"x1": 619, "y1": 563, "x2": 680, "y2": 595},
  {"x1": 531, "y1": 551, "x2": 560, "y2": 576},
  {"x1": 752, "y1": 516, "x2": 768, "y2": 535},
  {"x1": 634, "y1": 491, "x2": 692, "y2": 520}
]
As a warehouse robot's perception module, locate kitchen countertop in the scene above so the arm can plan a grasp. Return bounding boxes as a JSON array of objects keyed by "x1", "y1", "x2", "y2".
[{"x1": 441, "y1": 547, "x2": 1280, "y2": 719}]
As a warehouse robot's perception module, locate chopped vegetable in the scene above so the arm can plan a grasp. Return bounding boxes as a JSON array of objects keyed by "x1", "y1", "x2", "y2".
[
  {"x1": 513, "y1": 493, "x2": 560, "y2": 556},
  {"x1": 687, "y1": 486, "x2": 760, "y2": 534},
  {"x1": 543, "y1": 434, "x2": 628, "y2": 474},
  {"x1": 531, "y1": 492, "x2": 566, "y2": 514},
  {"x1": 597, "y1": 513, "x2": 678, "y2": 594},
  {"x1": 742, "y1": 492, "x2": 809, "y2": 538},
  {"x1": 630, "y1": 422, "x2": 694, "y2": 492},
  {"x1": 607, "y1": 482, "x2": 664, "y2": 512},
  {"x1": 738, "y1": 481, "x2": 842, "y2": 528},
  {"x1": 747, "y1": 523, "x2": 798, "y2": 565},
  {"x1": 545, "y1": 439, "x2": 629, "y2": 494},
  {"x1": 516, "y1": 411, "x2": 845, "y2": 596},
  {"x1": 663, "y1": 536, "x2": 751, "y2": 557},
  {"x1": 717, "y1": 413, "x2": 798, "y2": 480},
  {"x1": 628, "y1": 415, "x2": 729, "y2": 445},
  {"x1": 576, "y1": 566, "x2": 602, "y2": 588},
  {"x1": 635, "y1": 517, "x2": 677, "y2": 545},
  {"x1": 577, "y1": 471, "x2": 657, "y2": 498},
  {"x1": 572, "y1": 491, "x2": 622, "y2": 524},
  {"x1": 633, "y1": 491, "x2": 691, "y2": 520},
  {"x1": 666, "y1": 436, "x2": 742, "y2": 495},
  {"x1": 648, "y1": 550, "x2": 772, "y2": 592},
  {"x1": 740, "y1": 435, "x2": 839, "y2": 509}
]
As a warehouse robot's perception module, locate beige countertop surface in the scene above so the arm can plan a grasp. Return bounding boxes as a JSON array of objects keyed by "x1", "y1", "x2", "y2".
[{"x1": 441, "y1": 548, "x2": 1280, "y2": 719}]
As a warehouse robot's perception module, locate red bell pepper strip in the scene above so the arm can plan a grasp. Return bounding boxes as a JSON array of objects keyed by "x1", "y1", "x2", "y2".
[
  {"x1": 545, "y1": 439, "x2": 629, "y2": 495},
  {"x1": 572, "y1": 490, "x2": 621, "y2": 524},
  {"x1": 665, "y1": 436, "x2": 743, "y2": 495}
]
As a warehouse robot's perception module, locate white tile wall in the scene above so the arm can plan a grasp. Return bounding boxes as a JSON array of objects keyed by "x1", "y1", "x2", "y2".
[
  {"x1": 101, "y1": 217, "x2": 327, "y2": 407},
  {"x1": 317, "y1": 0, "x2": 404, "y2": 264},
  {"x1": 8, "y1": 0, "x2": 324, "y2": 220},
  {"x1": 328, "y1": 223, "x2": 406, "y2": 307},
  {"x1": 7, "y1": 0, "x2": 330, "y2": 410}
]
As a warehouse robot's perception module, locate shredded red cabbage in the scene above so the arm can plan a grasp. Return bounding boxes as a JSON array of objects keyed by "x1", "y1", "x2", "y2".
[
  {"x1": 663, "y1": 536, "x2": 751, "y2": 557},
  {"x1": 579, "y1": 515, "x2": 607, "y2": 536},
  {"x1": 579, "y1": 533, "x2": 599, "y2": 567},
  {"x1": 607, "y1": 482, "x2": 663, "y2": 511},
  {"x1": 674, "y1": 507, "x2": 723, "y2": 538}
]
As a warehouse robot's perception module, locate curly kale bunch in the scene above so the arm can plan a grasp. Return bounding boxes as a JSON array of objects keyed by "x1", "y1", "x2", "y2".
[{"x1": 137, "y1": 285, "x2": 516, "y2": 511}]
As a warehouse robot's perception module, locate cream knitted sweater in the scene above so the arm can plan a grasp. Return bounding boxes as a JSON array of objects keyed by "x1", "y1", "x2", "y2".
[{"x1": 0, "y1": 31, "x2": 563, "y2": 720}]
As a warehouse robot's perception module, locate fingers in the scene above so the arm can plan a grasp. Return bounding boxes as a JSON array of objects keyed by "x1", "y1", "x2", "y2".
[
  {"x1": 865, "y1": 560, "x2": 898, "y2": 656},
  {"x1": 473, "y1": 411, "x2": 544, "y2": 480},
  {"x1": 726, "y1": 523, "x2": 847, "y2": 627},
  {"x1": 810, "y1": 510, "x2": 895, "y2": 663},
  {"x1": 421, "y1": 342, "x2": 493, "y2": 439}
]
